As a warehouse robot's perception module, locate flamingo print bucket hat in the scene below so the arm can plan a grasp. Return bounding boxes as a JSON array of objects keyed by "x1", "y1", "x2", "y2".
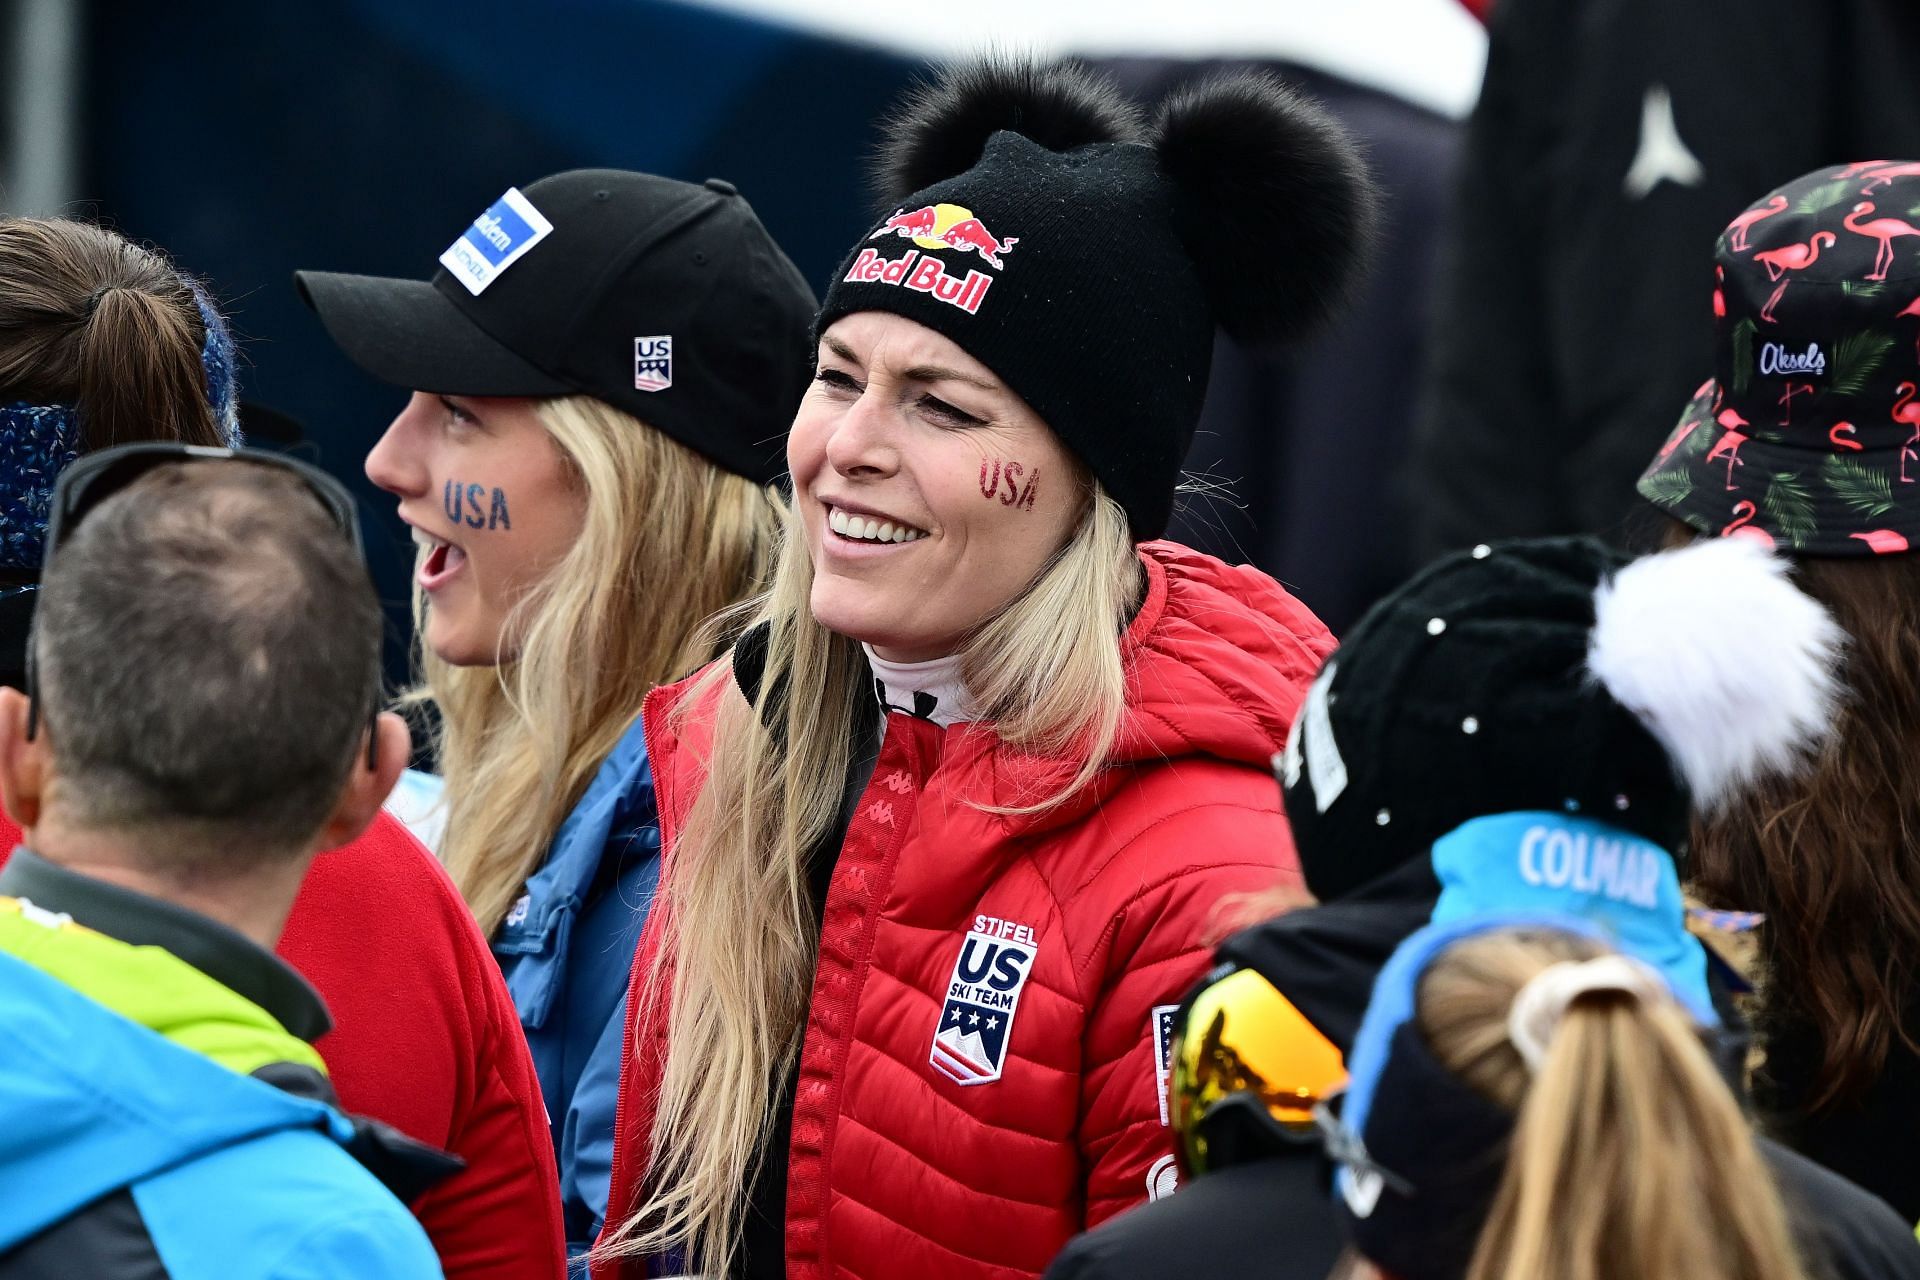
[{"x1": 1639, "y1": 161, "x2": 1920, "y2": 556}]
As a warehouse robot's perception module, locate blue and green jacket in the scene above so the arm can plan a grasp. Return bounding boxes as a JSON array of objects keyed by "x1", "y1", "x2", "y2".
[{"x1": 0, "y1": 848, "x2": 449, "y2": 1279}]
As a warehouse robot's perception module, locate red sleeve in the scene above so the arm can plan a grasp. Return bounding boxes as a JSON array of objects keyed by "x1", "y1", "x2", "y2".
[
  {"x1": 280, "y1": 812, "x2": 566, "y2": 1280},
  {"x1": 1077, "y1": 807, "x2": 1301, "y2": 1230}
]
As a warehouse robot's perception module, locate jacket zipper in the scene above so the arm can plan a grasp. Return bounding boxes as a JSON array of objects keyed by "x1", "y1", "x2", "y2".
[{"x1": 599, "y1": 686, "x2": 680, "y2": 1280}]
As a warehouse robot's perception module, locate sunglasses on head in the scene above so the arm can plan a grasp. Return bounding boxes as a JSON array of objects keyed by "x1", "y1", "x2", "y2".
[{"x1": 28, "y1": 442, "x2": 381, "y2": 766}]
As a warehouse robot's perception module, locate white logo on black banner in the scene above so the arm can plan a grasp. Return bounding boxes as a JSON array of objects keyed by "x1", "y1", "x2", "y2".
[
  {"x1": 930, "y1": 917, "x2": 1038, "y2": 1086},
  {"x1": 634, "y1": 336, "x2": 673, "y2": 392}
]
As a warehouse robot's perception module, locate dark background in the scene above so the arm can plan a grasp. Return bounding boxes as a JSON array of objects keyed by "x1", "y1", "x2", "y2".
[{"x1": 45, "y1": 0, "x2": 1463, "y2": 689}]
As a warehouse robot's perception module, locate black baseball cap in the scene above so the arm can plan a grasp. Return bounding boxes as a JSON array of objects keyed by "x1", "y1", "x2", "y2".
[{"x1": 295, "y1": 168, "x2": 817, "y2": 485}]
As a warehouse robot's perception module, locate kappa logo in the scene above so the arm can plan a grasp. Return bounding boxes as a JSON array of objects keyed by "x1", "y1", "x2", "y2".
[
  {"x1": 1152, "y1": 1004, "x2": 1180, "y2": 1126},
  {"x1": 438, "y1": 187, "x2": 555, "y2": 297},
  {"x1": 866, "y1": 800, "x2": 897, "y2": 827},
  {"x1": 930, "y1": 915, "x2": 1039, "y2": 1086},
  {"x1": 634, "y1": 336, "x2": 673, "y2": 392},
  {"x1": 845, "y1": 201, "x2": 1017, "y2": 316},
  {"x1": 880, "y1": 770, "x2": 914, "y2": 795}
]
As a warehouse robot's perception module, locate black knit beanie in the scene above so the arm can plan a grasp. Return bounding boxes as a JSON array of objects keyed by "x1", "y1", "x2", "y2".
[
  {"x1": 815, "y1": 60, "x2": 1375, "y2": 540},
  {"x1": 1281, "y1": 536, "x2": 1844, "y2": 903}
]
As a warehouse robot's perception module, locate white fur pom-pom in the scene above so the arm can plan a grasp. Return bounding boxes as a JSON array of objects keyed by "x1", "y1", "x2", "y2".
[{"x1": 1587, "y1": 537, "x2": 1845, "y2": 808}]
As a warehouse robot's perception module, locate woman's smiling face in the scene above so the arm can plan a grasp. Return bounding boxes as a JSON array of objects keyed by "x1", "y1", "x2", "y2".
[
  {"x1": 789, "y1": 312, "x2": 1083, "y2": 662},
  {"x1": 363, "y1": 392, "x2": 583, "y2": 667}
]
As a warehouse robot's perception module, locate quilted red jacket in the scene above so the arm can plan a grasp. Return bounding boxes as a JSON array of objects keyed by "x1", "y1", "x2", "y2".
[
  {"x1": 0, "y1": 810, "x2": 566, "y2": 1280},
  {"x1": 597, "y1": 542, "x2": 1334, "y2": 1279}
]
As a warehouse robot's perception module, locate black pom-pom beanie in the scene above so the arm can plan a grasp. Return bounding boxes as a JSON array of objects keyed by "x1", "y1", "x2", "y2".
[{"x1": 816, "y1": 59, "x2": 1376, "y2": 540}]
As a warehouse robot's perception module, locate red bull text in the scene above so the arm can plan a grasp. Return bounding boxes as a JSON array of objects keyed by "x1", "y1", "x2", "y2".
[{"x1": 843, "y1": 247, "x2": 994, "y2": 315}]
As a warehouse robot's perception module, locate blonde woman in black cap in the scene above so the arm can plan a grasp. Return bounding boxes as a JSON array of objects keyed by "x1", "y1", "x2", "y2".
[
  {"x1": 593, "y1": 61, "x2": 1374, "y2": 1279},
  {"x1": 296, "y1": 169, "x2": 816, "y2": 1260},
  {"x1": 1638, "y1": 160, "x2": 1920, "y2": 1223}
]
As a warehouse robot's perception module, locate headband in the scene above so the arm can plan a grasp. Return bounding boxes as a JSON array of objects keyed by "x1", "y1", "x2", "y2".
[{"x1": 0, "y1": 282, "x2": 241, "y2": 573}]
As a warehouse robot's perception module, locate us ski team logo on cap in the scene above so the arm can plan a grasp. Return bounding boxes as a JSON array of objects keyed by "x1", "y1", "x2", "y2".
[
  {"x1": 930, "y1": 915, "x2": 1039, "y2": 1085},
  {"x1": 439, "y1": 187, "x2": 555, "y2": 296},
  {"x1": 634, "y1": 336, "x2": 673, "y2": 393}
]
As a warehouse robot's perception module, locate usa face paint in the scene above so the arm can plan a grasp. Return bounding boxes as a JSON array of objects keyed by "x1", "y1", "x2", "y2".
[
  {"x1": 443, "y1": 480, "x2": 513, "y2": 531},
  {"x1": 979, "y1": 458, "x2": 1039, "y2": 511}
]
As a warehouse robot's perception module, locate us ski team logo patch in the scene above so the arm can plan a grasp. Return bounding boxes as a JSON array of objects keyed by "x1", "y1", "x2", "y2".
[
  {"x1": 634, "y1": 336, "x2": 673, "y2": 392},
  {"x1": 930, "y1": 915, "x2": 1039, "y2": 1086}
]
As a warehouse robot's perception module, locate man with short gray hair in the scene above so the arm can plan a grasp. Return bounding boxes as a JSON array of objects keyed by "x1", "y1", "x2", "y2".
[{"x1": 0, "y1": 447, "x2": 442, "y2": 1279}]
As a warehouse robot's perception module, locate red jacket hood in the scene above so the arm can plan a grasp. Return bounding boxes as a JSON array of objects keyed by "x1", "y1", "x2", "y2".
[{"x1": 985, "y1": 541, "x2": 1335, "y2": 834}]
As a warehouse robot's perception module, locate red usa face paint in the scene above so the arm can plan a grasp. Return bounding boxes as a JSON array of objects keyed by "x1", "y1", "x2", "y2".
[{"x1": 979, "y1": 459, "x2": 1039, "y2": 511}]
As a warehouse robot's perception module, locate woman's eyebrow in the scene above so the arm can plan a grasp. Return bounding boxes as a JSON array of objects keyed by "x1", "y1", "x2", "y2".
[
  {"x1": 901, "y1": 364, "x2": 1000, "y2": 393},
  {"x1": 823, "y1": 334, "x2": 1000, "y2": 393}
]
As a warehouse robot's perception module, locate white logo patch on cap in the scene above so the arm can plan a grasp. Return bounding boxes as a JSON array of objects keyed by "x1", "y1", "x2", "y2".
[
  {"x1": 1300, "y1": 661, "x2": 1348, "y2": 812},
  {"x1": 634, "y1": 336, "x2": 673, "y2": 393},
  {"x1": 439, "y1": 187, "x2": 554, "y2": 297}
]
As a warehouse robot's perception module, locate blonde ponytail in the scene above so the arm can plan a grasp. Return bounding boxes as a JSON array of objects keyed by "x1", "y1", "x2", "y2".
[{"x1": 1415, "y1": 932, "x2": 1807, "y2": 1280}]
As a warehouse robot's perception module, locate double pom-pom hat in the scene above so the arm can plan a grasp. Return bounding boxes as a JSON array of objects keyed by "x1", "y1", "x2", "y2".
[{"x1": 816, "y1": 59, "x2": 1377, "y2": 540}]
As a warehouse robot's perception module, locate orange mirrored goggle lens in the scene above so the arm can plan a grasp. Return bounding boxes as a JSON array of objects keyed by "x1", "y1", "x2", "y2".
[{"x1": 1171, "y1": 967, "x2": 1348, "y2": 1176}]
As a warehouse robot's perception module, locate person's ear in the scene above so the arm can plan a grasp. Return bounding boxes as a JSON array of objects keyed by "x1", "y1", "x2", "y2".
[
  {"x1": 314, "y1": 712, "x2": 410, "y2": 852},
  {"x1": 0, "y1": 687, "x2": 50, "y2": 832}
]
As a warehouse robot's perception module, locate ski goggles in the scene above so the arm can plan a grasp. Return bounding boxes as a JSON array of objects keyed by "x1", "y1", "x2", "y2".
[
  {"x1": 1170, "y1": 964, "x2": 1349, "y2": 1178},
  {"x1": 27, "y1": 442, "x2": 377, "y2": 762}
]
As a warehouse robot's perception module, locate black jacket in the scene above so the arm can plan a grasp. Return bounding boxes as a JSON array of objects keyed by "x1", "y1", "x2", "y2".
[
  {"x1": 1759, "y1": 1002, "x2": 1920, "y2": 1225},
  {"x1": 1046, "y1": 861, "x2": 1920, "y2": 1280}
]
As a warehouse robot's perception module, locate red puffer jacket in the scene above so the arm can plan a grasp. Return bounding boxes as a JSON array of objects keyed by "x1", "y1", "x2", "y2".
[{"x1": 597, "y1": 542, "x2": 1334, "y2": 1279}]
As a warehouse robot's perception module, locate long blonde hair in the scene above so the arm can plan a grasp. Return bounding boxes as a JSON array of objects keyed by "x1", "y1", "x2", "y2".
[
  {"x1": 425, "y1": 395, "x2": 782, "y2": 934},
  {"x1": 597, "y1": 475, "x2": 1141, "y2": 1271},
  {"x1": 1416, "y1": 930, "x2": 1807, "y2": 1280}
]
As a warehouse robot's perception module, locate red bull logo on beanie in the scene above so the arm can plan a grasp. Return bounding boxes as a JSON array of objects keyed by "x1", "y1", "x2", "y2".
[
  {"x1": 439, "y1": 187, "x2": 555, "y2": 296},
  {"x1": 929, "y1": 915, "x2": 1039, "y2": 1085},
  {"x1": 849, "y1": 202, "x2": 1017, "y2": 316},
  {"x1": 872, "y1": 202, "x2": 1020, "y2": 269}
]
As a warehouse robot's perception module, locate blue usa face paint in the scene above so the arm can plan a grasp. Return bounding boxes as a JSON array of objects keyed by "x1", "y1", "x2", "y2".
[{"x1": 444, "y1": 480, "x2": 512, "y2": 531}]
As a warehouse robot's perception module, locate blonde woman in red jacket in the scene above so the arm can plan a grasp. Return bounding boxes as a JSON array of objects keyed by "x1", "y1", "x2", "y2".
[{"x1": 594, "y1": 61, "x2": 1375, "y2": 1280}]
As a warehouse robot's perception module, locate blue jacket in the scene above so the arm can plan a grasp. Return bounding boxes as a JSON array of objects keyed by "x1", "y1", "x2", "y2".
[
  {"x1": 494, "y1": 714, "x2": 661, "y2": 1257},
  {"x1": 0, "y1": 946, "x2": 442, "y2": 1278}
]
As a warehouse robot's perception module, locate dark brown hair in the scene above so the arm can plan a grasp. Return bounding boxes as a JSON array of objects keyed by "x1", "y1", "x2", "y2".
[
  {"x1": 35, "y1": 462, "x2": 382, "y2": 858},
  {"x1": 0, "y1": 218, "x2": 224, "y2": 447},
  {"x1": 1664, "y1": 519, "x2": 1920, "y2": 1105}
]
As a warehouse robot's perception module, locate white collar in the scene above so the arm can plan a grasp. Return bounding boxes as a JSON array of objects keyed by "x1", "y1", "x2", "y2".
[{"x1": 862, "y1": 644, "x2": 976, "y2": 728}]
